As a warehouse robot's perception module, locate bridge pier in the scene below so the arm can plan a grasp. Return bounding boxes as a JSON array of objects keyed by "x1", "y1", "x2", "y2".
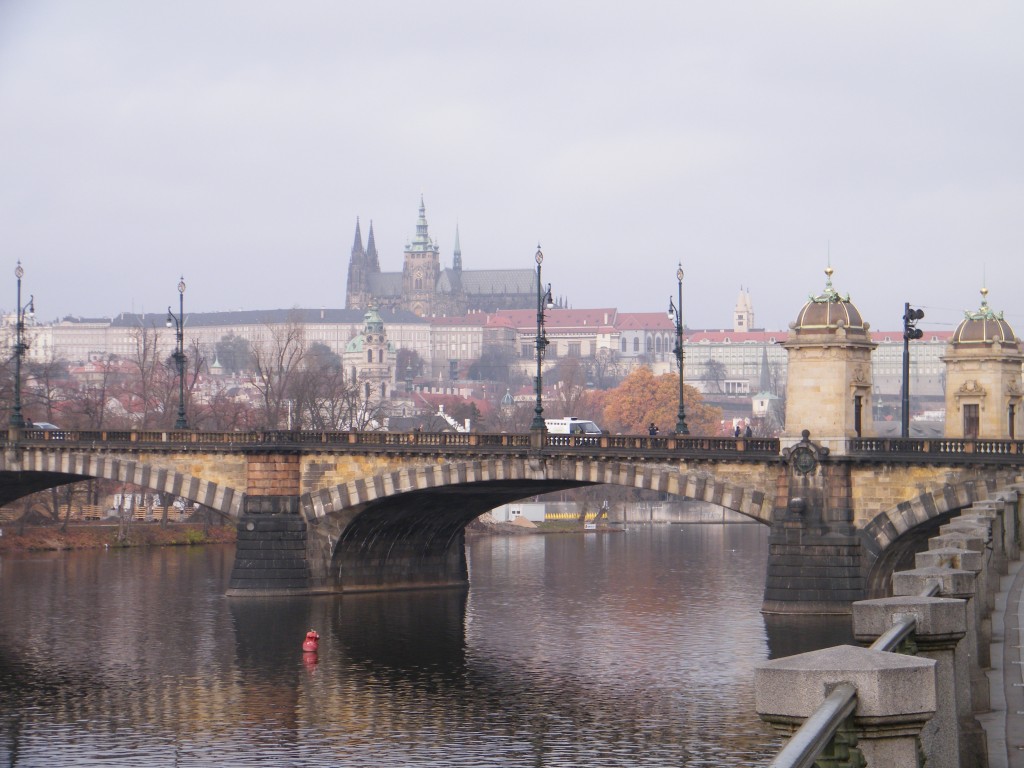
[
  {"x1": 762, "y1": 435, "x2": 865, "y2": 615},
  {"x1": 228, "y1": 455, "x2": 314, "y2": 596},
  {"x1": 227, "y1": 496, "x2": 313, "y2": 596}
]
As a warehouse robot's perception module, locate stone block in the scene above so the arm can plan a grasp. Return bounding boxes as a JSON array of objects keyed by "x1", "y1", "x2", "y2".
[
  {"x1": 892, "y1": 567, "x2": 976, "y2": 599},
  {"x1": 915, "y1": 548, "x2": 983, "y2": 573},
  {"x1": 852, "y1": 596, "x2": 967, "y2": 643},
  {"x1": 928, "y1": 532, "x2": 986, "y2": 553},
  {"x1": 755, "y1": 644, "x2": 936, "y2": 719}
]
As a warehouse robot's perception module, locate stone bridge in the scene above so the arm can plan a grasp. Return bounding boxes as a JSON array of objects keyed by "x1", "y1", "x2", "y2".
[{"x1": 2, "y1": 426, "x2": 1022, "y2": 614}]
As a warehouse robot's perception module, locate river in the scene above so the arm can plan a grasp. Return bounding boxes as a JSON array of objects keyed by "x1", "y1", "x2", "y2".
[{"x1": 0, "y1": 524, "x2": 849, "y2": 767}]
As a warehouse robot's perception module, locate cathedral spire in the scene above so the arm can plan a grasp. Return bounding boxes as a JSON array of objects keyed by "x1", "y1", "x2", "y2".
[
  {"x1": 409, "y1": 195, "x2": 435, "y2": 252},
  {"x1": 366, "y1": 220, "x2": 380, "y2": 271},
  {"x1": 453, "y1": 222, "x2": 462, "y2": 273},
  {"x1": 351, "y1": 218, "x2": 365, "y2": 259}
]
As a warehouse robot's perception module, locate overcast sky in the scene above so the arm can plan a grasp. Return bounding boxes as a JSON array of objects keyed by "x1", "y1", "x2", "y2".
[{"x1": 1, "y1": 2, "x2": 1021, "y2": 334}]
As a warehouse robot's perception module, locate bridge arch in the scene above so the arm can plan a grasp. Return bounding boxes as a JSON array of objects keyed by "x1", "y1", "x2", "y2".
[
  {"x1": 0, "y1": 450, "x2": 245, "y2": 519},
  {"x1": 298, "y1": 457, "x2": 774, "y2": 592},
  {"x1": 860, "y1": 474, "x2": 1015, "y2": 598},
  {"x1": 302, "y1": 456, "x2": 775, "y2": 525}
]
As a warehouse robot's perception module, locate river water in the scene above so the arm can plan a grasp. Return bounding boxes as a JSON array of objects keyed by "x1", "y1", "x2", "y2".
[{"x1": 0, "y1": 524, "x2": 847, "y2": 767}]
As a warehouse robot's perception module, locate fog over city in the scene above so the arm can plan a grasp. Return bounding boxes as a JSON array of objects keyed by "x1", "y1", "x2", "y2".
[{"x1": 1, "y1": 2, "x2": 1021, "y2": 334}]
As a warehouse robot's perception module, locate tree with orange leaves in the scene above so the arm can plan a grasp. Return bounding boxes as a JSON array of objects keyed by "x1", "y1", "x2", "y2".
[{"x1": 601, "y1": 366, "x2": 721, "y2": 435}]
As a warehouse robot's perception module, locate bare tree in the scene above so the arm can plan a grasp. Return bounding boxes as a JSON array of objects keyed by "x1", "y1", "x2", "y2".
[
  {"x1": 588, "y1": 348, "x2": 623, "y2": 390},
  {"x1": 704, "y1": 359, "x2": 727, "y2": 394},
  {"x1": 250, "y1": 315, "x2": 306, "y2": 429},
  {"x1": 25, "y1": 355, "x2": 71, "y2": 424},
  {"x1": 550, "y1": 357, "x2": 589, "y2": 417},
  {"x1": 125, "y1": 321, "x2": 167, "y2": 428},
  {"x1": 63, "y1": 355, "x2": 122, "y2": 430}
]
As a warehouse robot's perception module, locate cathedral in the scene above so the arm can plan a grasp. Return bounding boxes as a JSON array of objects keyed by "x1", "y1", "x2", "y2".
[{"x1": 345, "y1": 198, "x2": 538, "y2": 317}]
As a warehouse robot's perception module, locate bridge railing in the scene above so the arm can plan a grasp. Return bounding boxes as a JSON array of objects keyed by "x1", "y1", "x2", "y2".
[
  {"x1": 3, "y1": 427, "x2": 780, "y2": 458},
  {"x1": 851, "y1": 436, "x2": 1024, "y2": 458}
]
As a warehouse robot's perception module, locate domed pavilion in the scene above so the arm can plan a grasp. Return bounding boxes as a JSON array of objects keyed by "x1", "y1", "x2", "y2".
[
  {"x1": 782, "y1": 267, "x2": 876, "y2": 453},
  {"x1": 942, "y1": 288, "x2": 1023, "y2": 440}
]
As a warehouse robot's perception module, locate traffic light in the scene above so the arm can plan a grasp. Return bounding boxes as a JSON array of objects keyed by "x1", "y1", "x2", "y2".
[{"x1": 903, "y1": 305, "x2": 924, "y2": 340}]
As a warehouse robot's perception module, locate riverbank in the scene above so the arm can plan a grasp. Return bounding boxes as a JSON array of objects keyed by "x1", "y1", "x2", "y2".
[{"x1": 0, "y1": 522, "x2": 237, "y2": 553}]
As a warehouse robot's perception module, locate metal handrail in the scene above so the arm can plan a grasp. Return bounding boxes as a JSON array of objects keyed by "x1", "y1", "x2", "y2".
[
  {"x1": 766, "y1": 683, "x2": 857, "y2": 768},
  {"x1": 766, "y1": 581, "x2": 938, "y2": 765}
]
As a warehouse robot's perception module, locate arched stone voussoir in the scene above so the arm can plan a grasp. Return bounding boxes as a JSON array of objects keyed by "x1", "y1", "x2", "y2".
[
  {"x1": 303, "y1": 456, "x2": 773, "y2": 524},
  {"x1": 9, "y1": 450, "x2": 244, "y2": 519},
  {"x1": 860, "y1": 478, "x2": 1000, "y2": 560}
]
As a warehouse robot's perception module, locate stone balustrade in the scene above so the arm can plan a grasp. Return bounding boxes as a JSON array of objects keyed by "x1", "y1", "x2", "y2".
[{"x1": 755, "y1": 487, "x2": 1022, "y2": 767}]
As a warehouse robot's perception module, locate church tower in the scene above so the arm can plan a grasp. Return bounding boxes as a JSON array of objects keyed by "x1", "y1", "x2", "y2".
[
  {"x1": 733, "y1": 287, "x2": 755, "y2": 332},
  {"x1": 345, "y1": 218, "x2": 376, "y2": 310},
  {"x1": 402, "y1": 196, "x2": 441, "y2": 317}
]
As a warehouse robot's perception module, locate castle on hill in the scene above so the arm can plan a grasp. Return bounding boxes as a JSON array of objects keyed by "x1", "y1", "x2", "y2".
[{"x1": 345, "y1": 197, "x2": 538, "y2": 317}]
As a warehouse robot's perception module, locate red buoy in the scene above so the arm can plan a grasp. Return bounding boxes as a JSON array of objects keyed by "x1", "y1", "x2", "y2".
[{"x1": 302, "y1": 629, "x2": 320, "y2": 654}]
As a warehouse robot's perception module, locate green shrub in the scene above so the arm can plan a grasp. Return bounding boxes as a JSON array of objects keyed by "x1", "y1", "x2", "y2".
[{"x1": 183, "y1": 529, "x2": 207, "y2": 545}]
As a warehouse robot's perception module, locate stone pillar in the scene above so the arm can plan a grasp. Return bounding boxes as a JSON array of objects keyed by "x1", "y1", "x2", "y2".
[
  {"x1": 853, "y1": 596, "x2": 973, "y2": 768},
  {"x1": 755, "y1": 645, "x2": 936, "y2": 767},
  {"x1": 892, "y1": 567, "x2": 988, "y2": 716},
  {"x1": 227, "y1": 452, "x2": 311, "y2": 595},
  {"x1": 227, "y1": 514, "x2": 311, "y2": 595},
  {"x1": 763, "y1": 435, "x2": 865, "y2": 615},
  {"x1": 917, "y1": 545, "x2": 990, "y2": 667},
  {"x1": 932, "y1": 523, "x2": 994, "y2": 668}
]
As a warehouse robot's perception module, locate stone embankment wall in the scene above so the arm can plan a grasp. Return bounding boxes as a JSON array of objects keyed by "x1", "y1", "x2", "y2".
[{"x1": 755, "y1": 483, "x2": 1023, "y2": 767}]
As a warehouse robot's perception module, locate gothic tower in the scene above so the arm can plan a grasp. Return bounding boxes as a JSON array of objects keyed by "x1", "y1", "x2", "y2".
[
  {"x1": 345, "y1": 218, "x2": 376, "y2": 310},
  {"x1": 402, "y1": 196, "x2": 441, "y2": 317}
]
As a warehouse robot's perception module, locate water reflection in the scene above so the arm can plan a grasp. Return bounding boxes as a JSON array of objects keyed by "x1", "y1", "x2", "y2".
[
  {"x1": 763, "y1": 613, "x2": 854, "y2": 659},
  {"x1": 0, "y1": 524, "x2": 855, "y2": 766},
  {"x1": 332, "y1": 588, "x2": 469, "y2": 677}
]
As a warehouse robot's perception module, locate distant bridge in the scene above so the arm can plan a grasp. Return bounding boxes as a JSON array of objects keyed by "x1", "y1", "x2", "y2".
[{"x1": 2, "y1": 426, "x2": 1022, "y2": 613}]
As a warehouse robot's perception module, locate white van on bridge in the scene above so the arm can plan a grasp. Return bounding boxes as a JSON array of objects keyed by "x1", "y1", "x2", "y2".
[{"x1": 544, "y1": 417, "x2": 603, "y2": 436}]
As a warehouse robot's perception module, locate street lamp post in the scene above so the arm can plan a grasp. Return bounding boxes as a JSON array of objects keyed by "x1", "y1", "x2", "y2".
[
  {"x1": 530, "y1": 246, "x2": 554, "y2": 432},
  {"x1": 166, "y1": 277, "x2": 188, "y2": 430},
  {"x1": 667, "y1": 263, "x2": 688, "y2": 434},
  {"x1": 9, "y1": 262, "x2": 34, "y2": 428}
]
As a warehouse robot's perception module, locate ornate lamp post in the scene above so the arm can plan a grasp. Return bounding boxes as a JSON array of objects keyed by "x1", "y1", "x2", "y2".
[
  {"x1": 165, "y1": 277, "x2": 188, "y2": 429},
  {"x1": 9, "y1": 262, "x2": 34, "y2": 428},
  {"x1": 667, "y1": 263, "x2": 688, "y2": 434},
  {"x1": 530, "y1": 246, "x2": 554, "y2": 432}
]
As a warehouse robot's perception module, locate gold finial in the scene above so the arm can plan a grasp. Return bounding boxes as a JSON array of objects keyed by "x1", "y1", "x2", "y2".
[
  {"x1": 825, "y1": 266, "x2": 834, "y2": 280},
  {"x1": 980, "y1": 286, "x2": 989, "y2": 307}
]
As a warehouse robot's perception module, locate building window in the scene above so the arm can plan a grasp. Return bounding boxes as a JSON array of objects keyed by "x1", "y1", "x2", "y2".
[
  {"x1": 364, "y1": 382, "x2": 371, "y2": 399},
  {"x1": 964, "y1": 403, "x2": 979, "y2": 439},
  {"x1": 655, "y1": 337, "x2": 662, "y2": 354},
  {"x1": 367, "y1": 350, "x2": 373, "y2": 363},
  {"x1": 633, "y1": 338, "x2": 639, "y2": 353},
  {"x1": 620, "y1": 338, "x2": 627, "y2": 353},
  {"x1": 522, "y1": 343, "x2": 532, "y2": 358},
  {"x1": 378, "y1": 349, "x2": 383, "y2": 363},
  {"x1": 568, "y1": 343, "x2": 581, "y2": 357}
]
